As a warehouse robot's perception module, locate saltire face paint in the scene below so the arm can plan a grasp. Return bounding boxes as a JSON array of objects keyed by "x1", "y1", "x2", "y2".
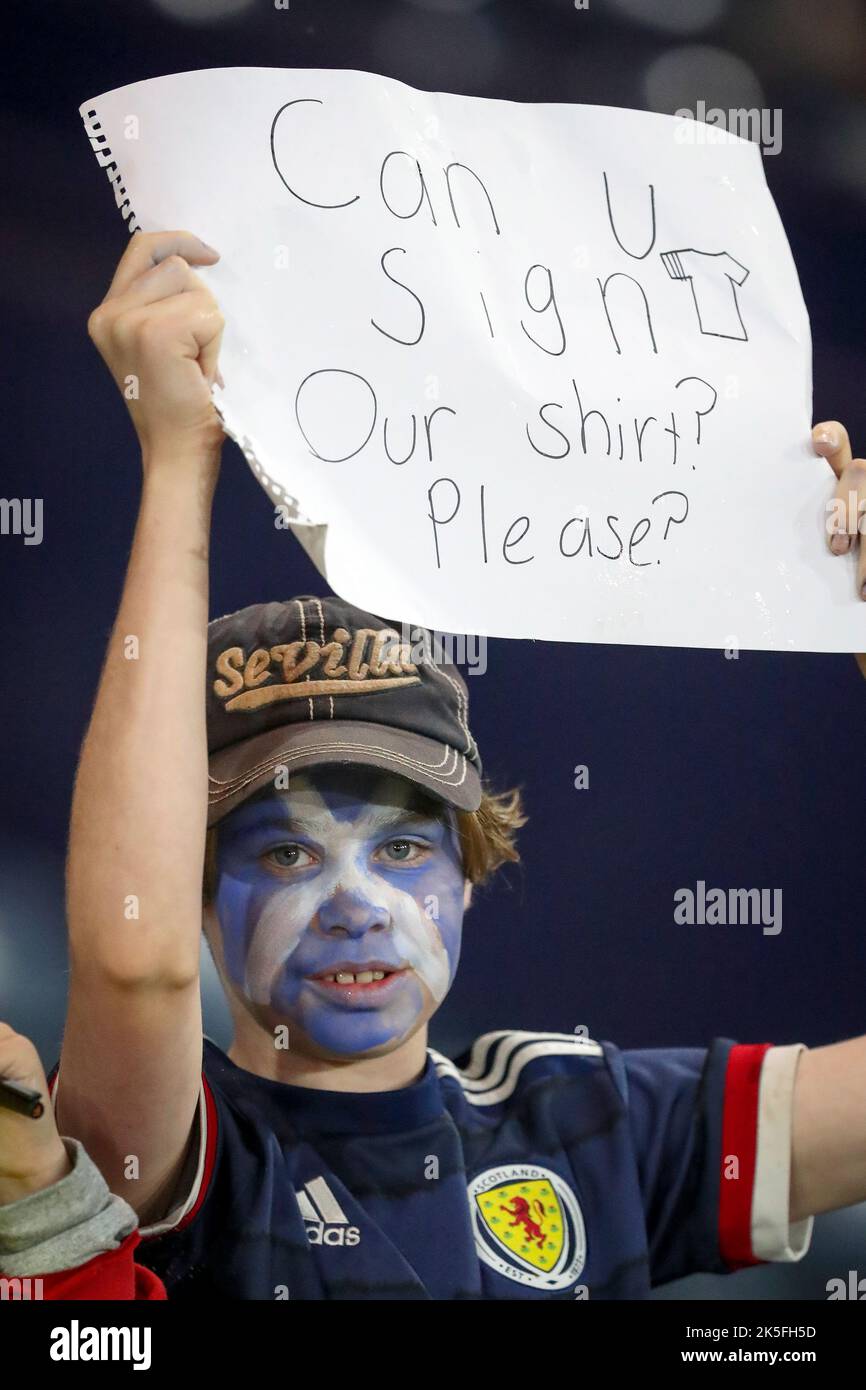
[{"x1": 210, "y1": 767, "x2": 466, "y2": 1056}]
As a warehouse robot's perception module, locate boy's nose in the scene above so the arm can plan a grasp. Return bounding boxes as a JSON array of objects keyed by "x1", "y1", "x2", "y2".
[{"x1": 314, "y1": 888, "x2": 391, "y2": 938}]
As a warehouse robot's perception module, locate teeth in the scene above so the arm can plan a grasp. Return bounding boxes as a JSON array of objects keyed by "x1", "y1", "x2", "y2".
[{"x1": 320, "y1": 969, "x2": 393, "y2": 985}]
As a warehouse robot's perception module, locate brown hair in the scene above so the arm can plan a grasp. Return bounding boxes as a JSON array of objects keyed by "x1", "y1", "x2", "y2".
[
  {"x1": 202, "y1": 782, "x2": 525, "y2": 904},
  {"x1": 454, "y1": 785, "x2": 526, "y2": 885}
]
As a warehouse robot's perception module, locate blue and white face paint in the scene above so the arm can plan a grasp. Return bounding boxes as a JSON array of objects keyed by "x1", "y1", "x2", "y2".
[{"x1": 211, "y1": 766, "x2": 466, "y2": 1057}]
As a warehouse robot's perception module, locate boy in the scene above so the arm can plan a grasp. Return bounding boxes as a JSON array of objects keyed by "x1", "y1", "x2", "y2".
[{"x1": 2, "y1": 229, "x2": 866, "y2": 1301}]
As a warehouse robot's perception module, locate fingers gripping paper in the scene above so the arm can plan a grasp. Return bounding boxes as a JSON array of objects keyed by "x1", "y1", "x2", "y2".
[{"x1": 80, "y1": 67, "x2": 860, "y2": 650}]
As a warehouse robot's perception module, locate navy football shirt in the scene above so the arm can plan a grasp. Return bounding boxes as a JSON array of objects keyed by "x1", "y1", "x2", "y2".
[{"x1": 70, "y1": 1029, "x2": 812, "y2": 1300}]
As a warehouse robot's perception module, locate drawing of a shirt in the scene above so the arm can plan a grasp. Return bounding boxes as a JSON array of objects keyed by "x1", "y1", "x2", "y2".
[{"x1": 660, "y1": 249, "x2": 750, "y2": 340}]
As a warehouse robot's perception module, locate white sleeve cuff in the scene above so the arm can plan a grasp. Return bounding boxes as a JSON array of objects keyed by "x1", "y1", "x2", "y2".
[
  {"x1": 50, "y1": 1065, "x2": 211, "y2": 1241},
  {"x1": 751, "y1": 1043, "x2": 814, "y2": 1262},
  {"x1": 138, "y1": 1079, "x2": 210, "y2": 1239}
]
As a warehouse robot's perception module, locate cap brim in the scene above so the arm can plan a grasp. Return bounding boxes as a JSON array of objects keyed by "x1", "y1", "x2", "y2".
[{"x1": 207, "y1": 720, "x2": 482, "y2": 826}]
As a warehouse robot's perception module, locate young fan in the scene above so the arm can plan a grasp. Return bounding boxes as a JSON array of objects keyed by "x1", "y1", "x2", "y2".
[{"x1": 2, "y1": 231, "x2": 866, "y2": 1301}]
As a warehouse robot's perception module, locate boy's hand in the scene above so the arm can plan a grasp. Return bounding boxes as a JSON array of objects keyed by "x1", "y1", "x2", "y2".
[
  {"x1": 0, "y1": 1023, "x2": 70, "y2": 1206},
  {"x1": 812, "y1": 421, "x2": 866, "y2": 681},
  {"x1": 87, "y1": 230, "x2": 226, "y2": 468},
  {"x1": 813, "y1": 420, "x2": 866, "y2": 592}
]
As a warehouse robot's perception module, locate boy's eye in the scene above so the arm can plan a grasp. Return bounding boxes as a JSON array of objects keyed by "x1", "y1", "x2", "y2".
[
  {"x1": 267, "y1": 844, "x2": 314, "y2": 869},
  {"x1": 379, "y1": 839, "x2": 424, "y2": 863}
]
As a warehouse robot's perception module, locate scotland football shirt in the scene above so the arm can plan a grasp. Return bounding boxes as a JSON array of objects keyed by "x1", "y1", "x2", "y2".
[{"x1": 72, "y1": 1029, "x2": 813, "y2": 1300}]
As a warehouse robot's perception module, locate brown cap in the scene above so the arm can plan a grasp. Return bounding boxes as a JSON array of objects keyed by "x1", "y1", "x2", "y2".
[{"x1": 206, "y1": 596, "x2": 482, "y2": 826}]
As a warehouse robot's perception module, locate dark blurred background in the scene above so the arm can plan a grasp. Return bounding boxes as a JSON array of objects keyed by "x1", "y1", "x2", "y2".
[{"x1": 2, "y1": 0, "x2": 865, "y2": 1299}]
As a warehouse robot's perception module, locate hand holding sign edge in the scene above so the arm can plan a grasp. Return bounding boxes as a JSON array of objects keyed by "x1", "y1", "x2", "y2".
[{"x1": 813, "y1": 420, "x2": 866, "y2": 679}]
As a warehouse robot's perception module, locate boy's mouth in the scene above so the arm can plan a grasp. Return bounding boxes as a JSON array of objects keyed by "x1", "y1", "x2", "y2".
[{"x1": 306, "y1": 961, "x2": 410, "y2": 1000}]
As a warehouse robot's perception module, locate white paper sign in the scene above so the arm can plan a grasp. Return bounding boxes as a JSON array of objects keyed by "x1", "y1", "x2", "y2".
[{"x1": 80, "y1": 67, "x2": 863, "y2": 651}]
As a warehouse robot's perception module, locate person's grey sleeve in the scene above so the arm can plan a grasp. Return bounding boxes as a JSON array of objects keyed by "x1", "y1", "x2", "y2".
[{"x1": 0, "y1": 1137, "x2": 138, "y2": 1277}]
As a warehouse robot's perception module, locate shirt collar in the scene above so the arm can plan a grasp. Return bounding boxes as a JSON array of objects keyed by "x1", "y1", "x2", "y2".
[{"x1": 203, "y1": 1037, "x2": 446, "y2": 1135}]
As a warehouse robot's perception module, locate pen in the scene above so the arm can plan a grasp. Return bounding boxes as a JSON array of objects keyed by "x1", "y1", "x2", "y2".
[{"x1": 0, "y1": 1079, "x2": 45, "y2": 1119}]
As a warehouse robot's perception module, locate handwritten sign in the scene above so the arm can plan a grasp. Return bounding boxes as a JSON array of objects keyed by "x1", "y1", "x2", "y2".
[{"x1": 80, "y1": 67, "x2": 862, "y2": 651}]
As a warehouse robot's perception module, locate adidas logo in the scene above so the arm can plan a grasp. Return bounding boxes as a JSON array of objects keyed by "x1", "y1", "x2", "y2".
[{"x1": 295, "y1": 1176, "x2": 361, "y2": 1247}]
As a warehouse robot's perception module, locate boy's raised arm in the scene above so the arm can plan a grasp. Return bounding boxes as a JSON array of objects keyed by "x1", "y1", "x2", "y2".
[{"x1": 57, "y1": 230, "x2": 225, "y2": 1224}]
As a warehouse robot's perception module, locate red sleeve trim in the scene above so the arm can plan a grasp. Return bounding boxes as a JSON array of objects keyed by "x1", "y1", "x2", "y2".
[
  {"x1": 718, "y1": 1041, "x2": 772, "y2": 1269},
  {"x1": 38, "y1": 1230, "x2": 167, "y2": 1301}
]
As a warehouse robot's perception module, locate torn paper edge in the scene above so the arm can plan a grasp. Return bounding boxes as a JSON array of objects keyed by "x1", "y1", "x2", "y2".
[{"x1": 210, "y1": 394, "x2": 313, "y2": 524}]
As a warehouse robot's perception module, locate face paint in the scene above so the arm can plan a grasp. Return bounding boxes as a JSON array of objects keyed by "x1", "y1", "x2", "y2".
[{"x1": 212, "y1": 766, "x2": 466, "y2": 1057}]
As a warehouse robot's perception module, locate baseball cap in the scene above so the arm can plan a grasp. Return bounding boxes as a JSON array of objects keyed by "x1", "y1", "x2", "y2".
[{"x1": 206, "y1": 595, "x2": 482, "y2": 827}]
